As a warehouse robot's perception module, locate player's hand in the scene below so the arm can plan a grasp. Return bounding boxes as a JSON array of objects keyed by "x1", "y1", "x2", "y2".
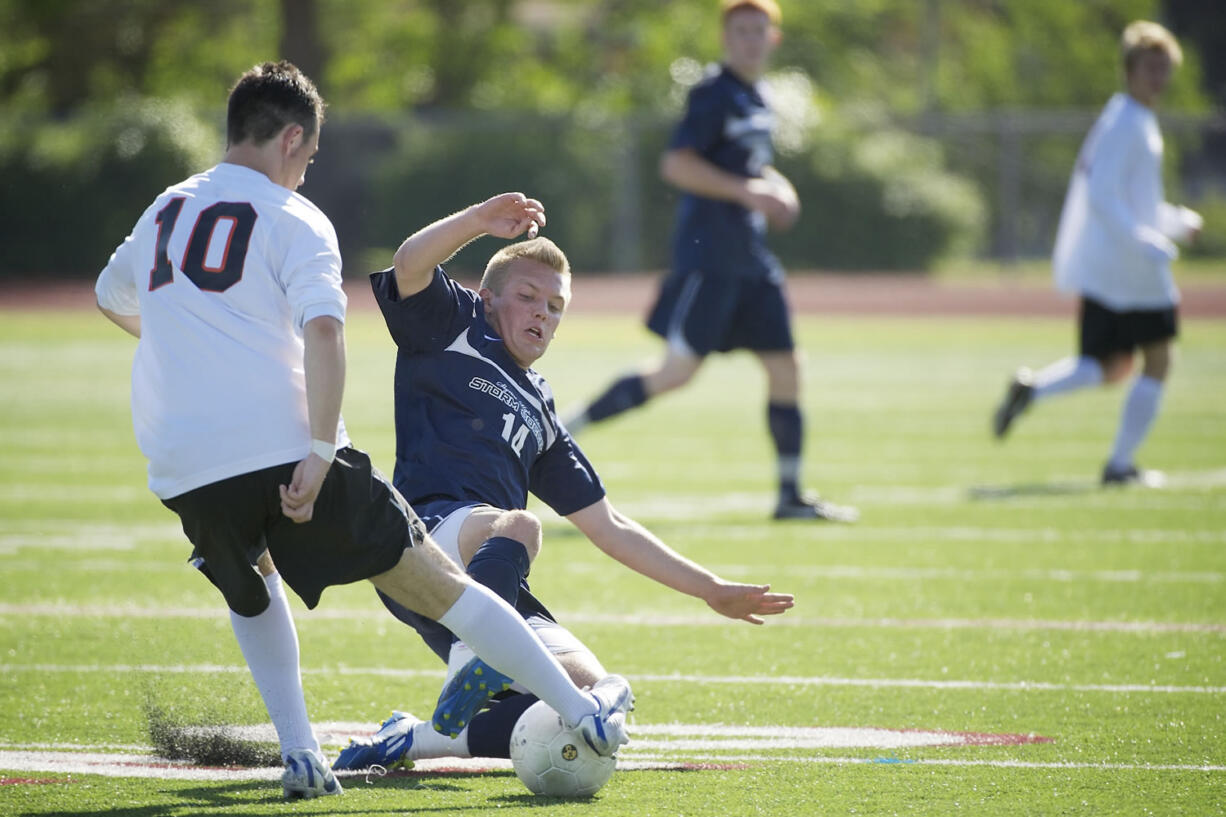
[
  {"x1": 704, "y1": 581, "x2": 795, "y2": 625},
  {"x1": 473, "y1": 192, "x2": 547, "y2": 240},
  {"x1": 279, "y1": 453, "x2": 331, "y2": 523},
  {"x1": 744, "y1": 175, "x2": 800, "y2": 232}
]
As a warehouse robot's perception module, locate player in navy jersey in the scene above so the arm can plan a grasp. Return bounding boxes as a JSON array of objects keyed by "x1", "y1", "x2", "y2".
[
  {"x1": 566, "y1": 0, "x2": 856, "y2": 522},
  {"x1": 95, "y1": 62, "x2": 634, "y2": 798},
  {"x1": 330, "y1": 192, "x2": 794, "y2": 771}
]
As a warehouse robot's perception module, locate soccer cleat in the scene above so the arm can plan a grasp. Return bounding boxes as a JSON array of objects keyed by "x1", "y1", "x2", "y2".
[
  {"x1": 332, "y1": 711, "x2": 420, "y2": 771},
  {"x1": 432, "y1": 657, "x2": 514, "y2": 738},
  {"x1": 1101, "y1": 463, "x2": 1166, "y2": 488},
  {"x1": 282, "y1": 749, "x2": 342, "y2": 800},
  {"x1": 773, "y1": 494, "x2": 859, "y2": 523},
  {"x1": 574, "y1": 673, "x2": 634, "y2": 757},
  {"x1": 993, "y1": 369, "x2": 1035, "y2": 439}
]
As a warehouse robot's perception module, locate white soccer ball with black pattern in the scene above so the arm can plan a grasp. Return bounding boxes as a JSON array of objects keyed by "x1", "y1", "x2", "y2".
[{"x1": 509, "y1": 700, "x2": 616, "y2": 797}]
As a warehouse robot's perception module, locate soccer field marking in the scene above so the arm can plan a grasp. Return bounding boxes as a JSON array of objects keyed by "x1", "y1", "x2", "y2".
[
  {"x1": 7, "y1": 555, "x2": 1224, "y2": 583},
  {"x1": 4, "y1": 663, "x2": 1223, "y2": 694},
  {"x1": 1, "y1": 602, "x2": 1222, "y2": 633},
  {"x1": 712, "y1": 563, "x2": 1225, "y2": 584},
  {"x1": 185, "y1": 722, "x2": 1052, "y2": 752}
]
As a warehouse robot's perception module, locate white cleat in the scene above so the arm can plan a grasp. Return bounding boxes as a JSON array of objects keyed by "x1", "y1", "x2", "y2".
[
  {"x1": 574, "y1": 673, "x2": 634, "y2": 757},
  {"x1": 282, "y1": 748, "x2": 342, "y2": 800}
]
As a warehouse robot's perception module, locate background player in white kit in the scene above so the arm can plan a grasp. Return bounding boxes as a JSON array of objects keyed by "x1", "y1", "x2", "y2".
[
  {"x1": 993, "y1": 21, "x2": 1202, "y2": 486},
  {"x1": 94, "y1": 61, "x2": 631, "y2": 800}
]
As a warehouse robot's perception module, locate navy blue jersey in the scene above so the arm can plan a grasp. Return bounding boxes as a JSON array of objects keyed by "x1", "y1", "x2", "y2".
[
  {"x1": 370, "y1": 266, "x2": 605, "y2": 516},
  {"x1": 670, "y1": 63, "x2": 779, "y2": 280}
]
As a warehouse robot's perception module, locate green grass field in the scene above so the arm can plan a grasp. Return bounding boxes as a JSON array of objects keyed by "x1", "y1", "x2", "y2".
[{"x1": 1, "y1": 304, "x2": 1223, "y2": 816}]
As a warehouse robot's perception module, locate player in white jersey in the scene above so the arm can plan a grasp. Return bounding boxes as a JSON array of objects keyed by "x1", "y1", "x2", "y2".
[
  {"x1": 992, "y1": 22, "x2": 1202, "y2": 486},
  {"x1": 95, "y1": 61, "x2": 632, "y2": 800}
]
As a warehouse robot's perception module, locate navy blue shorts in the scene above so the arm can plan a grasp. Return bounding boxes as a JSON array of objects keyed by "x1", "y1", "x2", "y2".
[
  {"x1": 646, "y1": 269, "x2": 794, "y2": 356},
  {"x1": 1079, "y1": 297, "x2": 1178, "y2": 361}
]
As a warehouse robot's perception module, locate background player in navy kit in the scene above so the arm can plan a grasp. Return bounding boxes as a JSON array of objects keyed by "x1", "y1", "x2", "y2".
[
  {"x1": 94, "y1": 62, "x2": 632, "y2": 799},
  {"x1": 330, "y1": 191, "x2": 794, "y2": 771},
  {"x1": 566, "y1": 0, "x2": 856, "y2": 522}
]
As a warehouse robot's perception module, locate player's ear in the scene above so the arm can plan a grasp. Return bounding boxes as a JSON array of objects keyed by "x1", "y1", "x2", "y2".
[{"x1": 282, "y1": 123, "x2": 304, "y2": 156}]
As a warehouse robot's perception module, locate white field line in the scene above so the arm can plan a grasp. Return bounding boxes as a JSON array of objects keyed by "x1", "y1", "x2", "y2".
[
  {"x1": 711, "y1": 564, "x2": 1225, "y2": 583},
  {"x1": 6, "y1": 557, "x2": 1224, "y2": 584},
  {"x1": 4, "y1": 750, "x2": 1222, "y2": 778},
  {"x1": 185, "y1": 722, "x2": 1051, "y2": 751},
  {"x1": 2, "y1": 663, "x2": 1222, "y2": 695},
  {"x1": 6, "y1": 522, "x2": 1225, "y2": 558},
  {"x1": 622, "y1": 753, "x2": 1226, "y2": 773},
  {"x1": 0, "y1": 601, "x2": 1221, "y2": 634}
]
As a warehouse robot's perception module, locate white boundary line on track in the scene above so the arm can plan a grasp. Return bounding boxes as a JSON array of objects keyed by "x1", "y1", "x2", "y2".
[
  {"x1": 1, "y1": 603, "x2": 1221, "y2": 633},
  {"x1": 3, "y1": 663, "x2": 1222, "y2": 694}
]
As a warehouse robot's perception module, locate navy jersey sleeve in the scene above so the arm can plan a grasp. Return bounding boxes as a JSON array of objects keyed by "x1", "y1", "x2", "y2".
[
  {"x1": 669, "y1": 80, "x2": 725, "y2": 155},
  {"x1": 370, "y1": 265, "x2": 477, "y2": 351},
  {"x1": 529, "y1": 428, "x2": 606, "y2": 517}
]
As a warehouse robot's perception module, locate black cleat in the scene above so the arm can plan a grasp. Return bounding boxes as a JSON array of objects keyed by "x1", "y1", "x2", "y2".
[
  {"x1": 993, "y1": 369, "x2": 1035, "y2": 439},
  {"x1": 1101, "y1": 463, "x2": 1166, "y2": 488},
  {"x1": 773, "y1": 494, "x2": 859, "y2": 523}
]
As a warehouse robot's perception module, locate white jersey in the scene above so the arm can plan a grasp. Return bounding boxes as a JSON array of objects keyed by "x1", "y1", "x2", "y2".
[
  {"x1": 96, "y1": 162, "x2": 350, "y2": 499},
  {"x1": 1052, "y1": 93, "x2": 1201, "y2": 311}
]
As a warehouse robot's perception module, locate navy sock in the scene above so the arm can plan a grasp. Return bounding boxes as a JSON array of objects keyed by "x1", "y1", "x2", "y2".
[
  {"x1": 768, "y1": 402, "x2": 804, "y2": 502},
  {"x1": 466, "y1": 537, "x2": 531, "y2": 608},
  {"x1": 585, "y1": 375, "x2": 649, "y2": 423},
  {"x1": 467, "y1": 694, "x2": 539, "y2": 759}
]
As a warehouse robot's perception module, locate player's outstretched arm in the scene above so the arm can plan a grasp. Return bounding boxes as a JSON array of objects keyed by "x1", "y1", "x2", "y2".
[
  {"x1": 566, "y1": 498, "x2": 795, "y2": 625},
  {"x1": 391, "y1": 193, "x2": 546, "y2": 298}
]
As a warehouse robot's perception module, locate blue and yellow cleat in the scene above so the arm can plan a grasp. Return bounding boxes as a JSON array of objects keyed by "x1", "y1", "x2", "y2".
[
  {"x1": 331, "y1": 710, "x2": 418, "y2": 771},
  {"x1": 431, "y1": 657, "x2": 514, "y2": 737}
]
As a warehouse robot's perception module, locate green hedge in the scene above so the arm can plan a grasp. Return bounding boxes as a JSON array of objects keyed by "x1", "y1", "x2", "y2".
[
  {"x1": 2, "y1": 103, "x2": 984, "y2": 278},
  {"x1": 0, "y1": 99, "x2": 219, "y2": 279},
  {"x1": 364, "y1": 113, "x2": 985, "y2": 274}
]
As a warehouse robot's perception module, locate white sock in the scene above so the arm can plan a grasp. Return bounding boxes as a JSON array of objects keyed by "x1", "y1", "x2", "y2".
[
  {"x1": 1032, "y1": 356, "x2": 1103, "y2": 402},
  {"x1": 438, "y1": 585, "x2": 594, "y2": 727},
  {"x1": 229, "y1": 572, "x2": 320, "y2": 762},
  {"x1": 407, "y1": 722, "x2": 470, "y2": 761},
  {"x1": 1108, "y1": 375, "x2": 1164, "y2": 469}
]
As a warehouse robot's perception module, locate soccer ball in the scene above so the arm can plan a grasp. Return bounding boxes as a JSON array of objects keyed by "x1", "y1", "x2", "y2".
[{"x1": 509, "y1": 701, "x2": 616, "y2": 797}]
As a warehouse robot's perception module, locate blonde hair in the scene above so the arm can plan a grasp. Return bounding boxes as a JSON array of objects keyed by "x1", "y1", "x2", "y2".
[
  {"x1": 1122, "y1": 20, "x2": 1183, "y2": 73},
  {"x1": 722, "y1": 0, "x2": 781, "y2": 26},
  {"x1": 481, "y1": 236, "x2": 572, "y2": 294}
]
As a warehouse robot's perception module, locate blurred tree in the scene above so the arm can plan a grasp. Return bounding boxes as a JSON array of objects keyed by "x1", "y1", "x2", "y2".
[
  {"x1": 1164, "y1": 0, "x2": 1226, "y2": 107},
  {"x1": 281, "y1": 0, "x2": 326, "y2": 87},
  {"x1": 0, "y1": 0, "x2": 266, "y2": 113}
]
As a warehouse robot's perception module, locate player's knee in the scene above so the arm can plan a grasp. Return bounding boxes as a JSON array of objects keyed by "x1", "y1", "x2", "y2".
[
  {"x1": 495, "y1": 510, "x2": 543, "y2": 562},
  {"x1": 1100, "y1": 353, "x2": 1133, "y2": 383}
]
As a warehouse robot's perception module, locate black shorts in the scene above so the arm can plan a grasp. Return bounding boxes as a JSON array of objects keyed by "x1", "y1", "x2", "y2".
[
  {"x1": 1078, "y1": 297, "x2": 1179, "y2": 361},
  {"x1": 646, "y1": 269, "x2": 794, "y2": 356},
  {"x1": 163, "y1": 447, "x2": 424, "y2": 612}
]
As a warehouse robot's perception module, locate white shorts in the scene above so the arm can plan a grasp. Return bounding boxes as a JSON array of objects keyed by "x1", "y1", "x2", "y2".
[{"x1": 431, "y1": 503, "x2": 593, "y2": 691}]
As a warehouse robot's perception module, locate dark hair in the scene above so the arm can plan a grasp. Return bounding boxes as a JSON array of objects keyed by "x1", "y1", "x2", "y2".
[{"x1": 226, "y1": 61, "x2": 326, "y2": 147}]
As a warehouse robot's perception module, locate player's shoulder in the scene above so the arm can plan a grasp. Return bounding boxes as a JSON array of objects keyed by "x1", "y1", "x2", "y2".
[{"x1": 686, "y1": 63, "x2": 734, "y2": 102}]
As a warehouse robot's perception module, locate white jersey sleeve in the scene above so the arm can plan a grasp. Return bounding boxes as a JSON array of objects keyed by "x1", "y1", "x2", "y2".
[
  {"x1": 277, "y1": 211, "x2": 346, "y2": 328},
  {"x1": 95, "y1": 214, "x2": 148, "y2": 316}
]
